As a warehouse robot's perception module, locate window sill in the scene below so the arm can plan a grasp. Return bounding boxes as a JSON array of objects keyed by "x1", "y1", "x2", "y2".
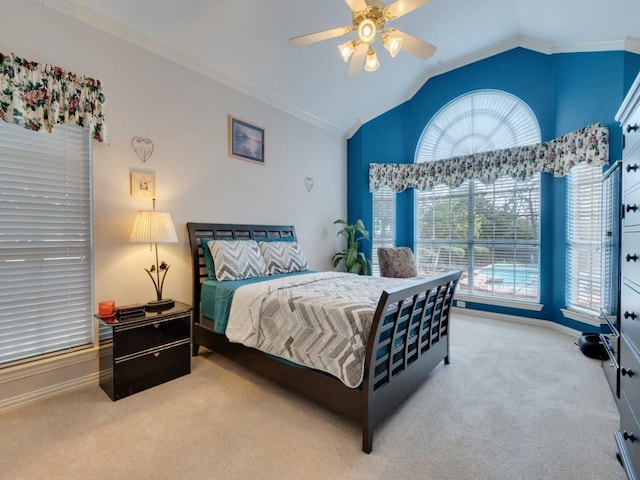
[
  {"x1": 561, "y1": 308, "x2": 601, "y2": 327},
  {"x1": 455, "y1": 293, "x2": 543, "y2": 311}
]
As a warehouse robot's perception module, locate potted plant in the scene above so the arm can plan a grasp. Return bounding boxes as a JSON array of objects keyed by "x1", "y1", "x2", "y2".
[{"x1": 332, "y1": 218, "x2": 371, "y2": 275}]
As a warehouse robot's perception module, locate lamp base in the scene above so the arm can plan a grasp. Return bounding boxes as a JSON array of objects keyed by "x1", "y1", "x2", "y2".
[{"x1": 145, "y1": 298, "x2": 175, "y2": 312}]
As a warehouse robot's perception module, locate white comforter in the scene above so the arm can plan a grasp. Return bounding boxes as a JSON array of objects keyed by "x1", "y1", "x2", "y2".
[{"x1": 226, "y1": 271, "x2": 414, "y2": 388}]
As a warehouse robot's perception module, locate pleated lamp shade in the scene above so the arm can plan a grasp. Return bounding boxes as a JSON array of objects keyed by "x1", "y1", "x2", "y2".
[{"x1": 130, "y1": 211, "x2": 178, "y2": 244}]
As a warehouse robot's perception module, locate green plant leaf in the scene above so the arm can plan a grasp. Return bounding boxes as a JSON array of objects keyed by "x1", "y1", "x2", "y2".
[{"x1": 332, "y1": 218, "x2": 371, "y2": 275}]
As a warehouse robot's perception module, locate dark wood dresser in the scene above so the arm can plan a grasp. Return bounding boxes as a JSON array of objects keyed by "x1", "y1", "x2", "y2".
[
  {"x1": 98, "y1": 301, "x2": 192, "y2": 401},
  {"x1": 615, "y1": 72, "x2": 640, "y2": 480}
]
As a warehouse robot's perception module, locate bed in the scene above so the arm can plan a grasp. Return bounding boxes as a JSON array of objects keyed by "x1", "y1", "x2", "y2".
[{"x1": 187, "y1": 222, "x2": 461, "y2": 453}]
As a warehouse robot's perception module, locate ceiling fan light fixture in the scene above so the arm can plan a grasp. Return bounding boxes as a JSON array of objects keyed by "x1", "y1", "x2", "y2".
[
  {"x1": 289, "y1": 0, "x2": 435, "y2": 79},
  {"x1": 364, "y1": 47, "x2": 380, "y2": 72},
  {"x1": 383, "y1": 33, "x2": 403, "y2": 58},
  {"x1": 358, "y1": 18, "x2": 376, "y2": 43},
  {"x1": 338, "y1": 40, "x2": 356, "y2": 63}
]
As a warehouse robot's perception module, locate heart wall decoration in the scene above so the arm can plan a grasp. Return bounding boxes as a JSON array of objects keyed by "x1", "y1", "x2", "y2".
[
  {"x1": 131, "y1": 137, "x2": 154, "y2": 163},
  {"x1": 304, "y1": 176, "x2": 314, "y2": 192}
]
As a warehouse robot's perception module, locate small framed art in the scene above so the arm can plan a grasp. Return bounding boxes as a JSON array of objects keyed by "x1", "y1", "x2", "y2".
[
  {"x1": 229, "y1": 115, "x2": 265, "y2": 165},
  {"x1": 130, "y1": 171, "x2": 156, "y2": 198}
]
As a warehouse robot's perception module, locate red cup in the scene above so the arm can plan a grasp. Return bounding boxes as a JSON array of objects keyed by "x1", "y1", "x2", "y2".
[{"x1": 98, "y1": 300, "x2": 115, "y2": 316}]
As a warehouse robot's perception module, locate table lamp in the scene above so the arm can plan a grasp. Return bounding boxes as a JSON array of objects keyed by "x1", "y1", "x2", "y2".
[{"x1": 130, "y1": 201, "x2": 178, "y2": 311}]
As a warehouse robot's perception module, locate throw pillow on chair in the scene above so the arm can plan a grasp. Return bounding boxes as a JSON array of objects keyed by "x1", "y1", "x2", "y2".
[{"x1": 377, "y1": 247, "x2": 418, "y2": 278}]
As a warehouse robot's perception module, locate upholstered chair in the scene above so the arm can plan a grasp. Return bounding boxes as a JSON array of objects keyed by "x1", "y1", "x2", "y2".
[{"x1": 377, "y1": 247, "x2": 418, "y2": 278}]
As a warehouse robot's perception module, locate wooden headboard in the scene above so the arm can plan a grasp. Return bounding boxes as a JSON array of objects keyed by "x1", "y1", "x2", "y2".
[{"x1": 186, "y1": 222, "x2": 297, "y2": 323}]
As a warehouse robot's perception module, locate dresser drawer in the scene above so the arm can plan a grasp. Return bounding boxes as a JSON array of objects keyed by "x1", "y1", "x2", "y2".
[
  {"x1": 623, "y1": 110, "x2": 640, "y2": 158},
  {"x1": 114, "y1": 314, "x2": 190, "y2": 359},
  {"x1": 621, "y1": 283, "x2": 640, "y2": 348},
  {"x1": 624, "y1": 183, "x2": 640, "y2": 230},
  {"x1": 622, "y1": 231, "x2": 640, "y2": 274},
  {"x1": 113, "y1": 342, "x2": 190, "y2": 400},
  {"x1": 618, "y1": 389, "x2": 640, "y2": 478},
  {"x1": 620, "y1": 335, "x2": 640, "y2": 407}
]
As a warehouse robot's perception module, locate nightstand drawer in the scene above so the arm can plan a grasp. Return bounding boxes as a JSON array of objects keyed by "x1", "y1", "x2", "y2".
[
  {"x1": 113, "y1": 341, "x2": 190, "y2": 400},
  {"x1": 114, "y1": 314, "x2": 190, "y2": 359}
]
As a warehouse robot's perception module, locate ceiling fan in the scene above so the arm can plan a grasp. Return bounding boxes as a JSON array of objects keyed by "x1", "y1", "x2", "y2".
[{"x1": 289, "y1": 0, "x2": 436, "y2": 78}]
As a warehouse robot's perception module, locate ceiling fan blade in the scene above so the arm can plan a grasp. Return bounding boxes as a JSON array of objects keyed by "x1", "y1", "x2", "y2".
[
  {"x1": 393, "y1": 29, "x2": 436, "y2": 60},
  {"x1": 289, "y1": 26, "x2": 352, "y2": 47},
  {"x1": 384, "y1": 0, "x2": 431, "y2": 20},
  {"x1": 345, "y1": 0, "x2": 368, "y2": 13},
  {"x1": 347, "y1": 42, "x2": 368, "y2": 78}
]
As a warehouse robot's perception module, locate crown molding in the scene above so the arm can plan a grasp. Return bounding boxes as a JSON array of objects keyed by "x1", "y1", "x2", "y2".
[
  {"x1": 405, "y1": 36, "x2": 640, "y2": 105},
  {"x1": 345, "y1": 36, "x2": 640, "y2": 136},
  {"x1": 42, "y1": 0, "x2": 345, "y2": 137},
  {"x1": 40, "y1": 1, "x2": 640, "y2": 140}
]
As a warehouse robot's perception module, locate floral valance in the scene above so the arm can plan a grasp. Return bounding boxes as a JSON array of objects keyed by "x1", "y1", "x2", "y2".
[
  {"x1": 0, "y1": 52, "x2": 107, "y2": 142},
  {"x1": 369, "y1": 123, "x2": 609, "y2": 192}
]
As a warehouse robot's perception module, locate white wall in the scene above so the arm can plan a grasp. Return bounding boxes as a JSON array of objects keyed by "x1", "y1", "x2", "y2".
[{"x1": 0, "y1": 0, "x2": 347, "y2": 409}]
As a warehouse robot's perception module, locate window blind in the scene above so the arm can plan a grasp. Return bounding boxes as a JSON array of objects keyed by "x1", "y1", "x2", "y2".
[
  {"x1": 371, "y1": 187, "x2": 395, "y2": 276},
  {"x1": 415, "y1": 175, "x2": 540, "y2": 300},
  {"x1": 414, "y1": 90, "x2": 541, "y2": 302},
  {"x1": 566, "y1": 163, "x2": 602, "y2": 313},
  {"x1": 600, "y1": 162, "x2": 621, "y2": 317},
  {"x1": 0, "y1": 122, "x2": 93, "y2": 365},
  {"x1": 416, "y1": 90, "x2": 541, "y2": 162}
]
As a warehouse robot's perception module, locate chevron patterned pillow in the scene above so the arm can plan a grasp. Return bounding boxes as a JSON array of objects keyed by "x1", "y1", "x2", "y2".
[
  {"x1": 208, "y1": 240, "x2": 268, "y2": 281},
  {"x1": 259, "y1": 241, "x2": 309, "y2": 274}
]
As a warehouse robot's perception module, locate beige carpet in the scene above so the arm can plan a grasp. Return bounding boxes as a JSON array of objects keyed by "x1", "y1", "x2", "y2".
[{"x1": 0, "y1": 313, "x2": 626, "y2": 480}]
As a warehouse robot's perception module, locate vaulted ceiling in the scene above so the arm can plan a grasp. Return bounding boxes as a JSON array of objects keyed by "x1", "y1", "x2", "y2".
[{"x1": 46, "y1": 0, "x2": 640, "y2": 136}]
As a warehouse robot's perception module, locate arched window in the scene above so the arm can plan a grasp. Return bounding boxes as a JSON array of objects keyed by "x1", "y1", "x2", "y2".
[{"x1": 414, "y1": 90, "x2": 542, "y2": 302}]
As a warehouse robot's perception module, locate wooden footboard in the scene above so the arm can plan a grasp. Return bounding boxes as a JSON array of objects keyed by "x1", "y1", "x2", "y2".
[
  {"x1": 186, "y1": 222, "x2": 461, "y2": 453},
  {"x1": 362, "y1": 270, "x2": 461, "y2": 452}
]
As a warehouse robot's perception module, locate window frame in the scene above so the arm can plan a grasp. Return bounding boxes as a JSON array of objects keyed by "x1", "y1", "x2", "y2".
[
  {"x1": 414, "y1": 90, "x2": 542, "y2": 303},
  {"x1": 0, "y1": 122, "x2": 94, "y2": 367},
  {"x1": 565, "y1": 163, "x2": 603, "y2": 315}
]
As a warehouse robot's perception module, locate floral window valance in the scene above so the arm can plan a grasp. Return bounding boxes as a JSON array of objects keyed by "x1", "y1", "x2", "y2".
[
  {"x1": 369, "y1": 123, "x2": 609, "y2": 192},
  {"x1": 0, "y1": 52, "x2": 107, "y2": 142}
]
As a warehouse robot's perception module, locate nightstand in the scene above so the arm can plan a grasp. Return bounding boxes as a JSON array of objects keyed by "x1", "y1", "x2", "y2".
[{"x1": 98, "y1": 301, "x2": 192, "y2": 401}]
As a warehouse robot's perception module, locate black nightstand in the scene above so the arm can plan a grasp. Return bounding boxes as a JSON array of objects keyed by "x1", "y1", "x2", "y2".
[{"x1": 98, "y1": 301, "x2": 192, "y2": 401}]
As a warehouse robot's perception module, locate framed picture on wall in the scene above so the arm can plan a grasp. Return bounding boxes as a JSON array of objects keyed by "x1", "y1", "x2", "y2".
[
  {"x1": 130, "y1": 171, "x2": 156, "y2": 198},
  {"x1": 229, "y1": 115, "x2": 265, "y2": 165}
]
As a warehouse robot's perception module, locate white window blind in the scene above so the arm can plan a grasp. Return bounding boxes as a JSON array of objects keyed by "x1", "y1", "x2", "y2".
[
  {"x1": 566, "y1": 163, "x2": 602, "y2": 313},
  {"x1": 600, "y1": 162, "x2": 621, "y2": 317},
  {"x1": 0, "y1": 122, "x2": 93, "y2": 365},
  {"x1": 372, "y1": 187, "x2": 395, "y2": 276},
  {"x1": 415, "y1": 90, "x2": 541, "y2": 301},
  {"x1": 415, "y1": 175, "x2": 540, "y2": 300},
  {"x1": 416, "y1": 90, "x2": 542, "y2": 163}
]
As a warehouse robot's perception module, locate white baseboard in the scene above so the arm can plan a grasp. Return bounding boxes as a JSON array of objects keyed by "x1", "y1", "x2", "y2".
[
  {"x1": 0, "y1": 372, "x2": 99, "y2": 414},
  {"x1": 0, "y1": 347, "x2": 99, "y2": 414},
  {"x1": 452, "y1": 306, "x2": 581, "y2": 338}
]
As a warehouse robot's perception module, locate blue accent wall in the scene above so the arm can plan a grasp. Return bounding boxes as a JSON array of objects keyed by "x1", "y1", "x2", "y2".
[{"x1": 347, "y1": 47, "x2": 640, "y2": 331}]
